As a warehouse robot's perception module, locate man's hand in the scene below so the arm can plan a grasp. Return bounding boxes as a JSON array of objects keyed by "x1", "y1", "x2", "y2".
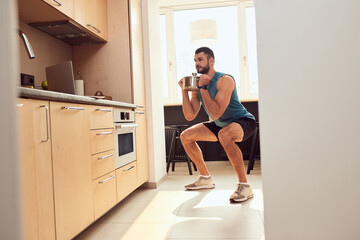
[
  {"x1": 178, "y1": 78, "x2": 184, "y2": 90},
  {"x1": 198, "y1": 74, "x2": 211, "y2": 87}
]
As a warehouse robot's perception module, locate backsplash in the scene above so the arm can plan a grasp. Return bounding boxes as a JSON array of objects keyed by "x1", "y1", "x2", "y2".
[{"x1": 18, "y1": 20, "x2": 72, "y2": 88}]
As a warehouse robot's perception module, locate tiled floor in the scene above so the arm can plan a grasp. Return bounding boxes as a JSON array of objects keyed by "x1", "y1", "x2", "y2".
[{"x1": 75, "y1": 160, "x2": 264, "y2": 240}]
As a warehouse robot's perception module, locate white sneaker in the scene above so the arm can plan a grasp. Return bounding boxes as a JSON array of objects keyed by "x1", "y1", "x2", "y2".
[
  {"x1": 229, "y1": 183, "x2": 254, "y2": 202},
  {"x1": 185, "y1": 175, "x2": 215, "y2": 190}
]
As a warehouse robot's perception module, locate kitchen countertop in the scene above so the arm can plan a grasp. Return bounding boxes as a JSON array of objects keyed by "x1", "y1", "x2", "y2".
[{"x1": 18, "y1": 87, "x2": 137, "y2": 108}]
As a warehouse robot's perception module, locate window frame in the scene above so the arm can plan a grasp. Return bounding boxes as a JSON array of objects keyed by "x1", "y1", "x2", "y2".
[{"x1": 160, "y1": 0, "x2": 257, "y2": 105}]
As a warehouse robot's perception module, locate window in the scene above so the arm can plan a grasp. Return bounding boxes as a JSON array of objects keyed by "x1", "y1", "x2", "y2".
[{"x1": 160, "y1": 1, "x2": 258, "y2": 104}]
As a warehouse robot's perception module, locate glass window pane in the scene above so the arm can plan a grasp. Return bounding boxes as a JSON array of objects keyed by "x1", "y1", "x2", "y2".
[
  {"x1": 159, "y1": 14, "x2": 168, "y2": 99},
  {"x1": 173, "y1": 6, "x2": 241, "y2": 101},
  {"x1": 245, "y1": 7, "x2": 259, "y2": 97}
]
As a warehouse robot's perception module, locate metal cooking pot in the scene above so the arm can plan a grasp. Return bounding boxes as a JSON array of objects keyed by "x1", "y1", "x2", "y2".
[{"x1": 182, "y1": 73, "x2": 200, "y2": 91}]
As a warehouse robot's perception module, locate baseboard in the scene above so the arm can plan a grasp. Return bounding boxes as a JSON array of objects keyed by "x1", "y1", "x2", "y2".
[{"x1": 139, "y1": 174, "x2": 168, "y2": 189}]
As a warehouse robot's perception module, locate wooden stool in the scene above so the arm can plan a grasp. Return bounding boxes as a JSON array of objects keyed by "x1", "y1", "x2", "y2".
[{"x1": 165, "y1": 125, "x2": 197, "y2": 175}]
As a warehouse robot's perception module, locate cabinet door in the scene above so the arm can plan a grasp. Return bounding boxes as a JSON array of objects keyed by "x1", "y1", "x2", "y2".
[
  {"x1": 43, "y1": 0, "x2": 74, "y2": 18},
  {"x1": 93, "y1": 171, "x2": 117, "y2": 219},
  {"x1": 50, "y1": 102, "x2": 93, "y2": 240},
  {"x1": 116, "y1": 162, "x2": 138, "y2": 201},
  {"x1": 73, "y1": 0, "x2": 108, "y2": 40},
  {"x1": 17, "y1": 98, "x2": 55, "y2": 240}
]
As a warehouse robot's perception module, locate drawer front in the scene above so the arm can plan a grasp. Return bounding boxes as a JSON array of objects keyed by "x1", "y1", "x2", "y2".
[
  {"x1": 90, "y1": 129, "x2": 114, "y2": 154},
  {"x1": 116, "y1": 162, "x2": 138, "y2": 202},
  {"x1": 91, "y1": 150, "x2": 115, "y2": 180},
  {"x1": 89, "y1": 106, "x2": 113, "y2": 130},
  {"x1": 93, "y1": 171, "x2": 117, "y2": 219}
]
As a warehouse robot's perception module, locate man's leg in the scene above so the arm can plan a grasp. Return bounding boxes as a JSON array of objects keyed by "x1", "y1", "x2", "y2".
[
  {"x1": 218, "y1": 122, "x2": 255, "y2": 202},
  {"x1": 218, "y1": 122, "x2": 247, "y2": 182},
  {"x1": 180, "y1": 123, "x2": 218, "y2": 176}
]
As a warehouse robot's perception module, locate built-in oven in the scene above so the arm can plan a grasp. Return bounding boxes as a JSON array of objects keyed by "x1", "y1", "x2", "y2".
[{"x1": 113, "y1": 108, "x2": 138, "y2": 169}]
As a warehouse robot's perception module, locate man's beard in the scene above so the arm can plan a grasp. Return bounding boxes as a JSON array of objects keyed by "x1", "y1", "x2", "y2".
[{"x1": 197, "y1": 63, "x2": 210, "y2": 74}]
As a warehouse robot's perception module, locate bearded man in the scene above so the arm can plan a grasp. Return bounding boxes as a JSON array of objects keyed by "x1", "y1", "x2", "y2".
[{"x1": 178, "y1": 47, "x2": 256, "y2": 202}]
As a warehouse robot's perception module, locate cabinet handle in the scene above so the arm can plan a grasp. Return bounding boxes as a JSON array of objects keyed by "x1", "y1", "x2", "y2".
[
  {"x1": 40, "y1": 105, "x2": 49, "y2": 142},
  {"x1": 137, "y1": 105, "x2": 144, "y2": 108},
  {"x1": 62, "y1": 106, "x2": 85, "y2": 110},
  {"x1": 52, "y1": 0, "x2": 62, "y2": 6},
  {"x1": 98, "y1": 153, "x2": 113, "y2": 160},
  {"x1": 16, "y1": 103, "x2": 24, "y2": 108},
  {"x1": 135, "y1": 111, "x2": 145, "y2": 114},
  {"x1": 96, "y1": 131, "x2": 113, "y2": 135},
  {"x1": 123, "y1": 166, "x2": 135, "y2": 171},
  {"x1": 96, "y1": 108, "x2": 112, "y2": 112},
  {"x1": 87, "y1": 24, "x2": 101, "y2": 33},
  {"x1": 99, "y1": 175, "x2": 114, "y2": 184}
]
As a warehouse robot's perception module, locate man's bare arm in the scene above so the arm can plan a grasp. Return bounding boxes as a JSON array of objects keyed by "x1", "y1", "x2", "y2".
[
  {"x1": 182, "y1": 90, "x2": 201, "y2": 121},
  {"x1": 178, "y1": 78, "x2": 201, "y2": 121},
  {"x1": 199, "y1": 75, "x2": 234, "y2": 120}
]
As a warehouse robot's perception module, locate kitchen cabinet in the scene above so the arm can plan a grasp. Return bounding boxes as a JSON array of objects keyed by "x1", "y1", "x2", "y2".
[
  {"x1": 116, "y1": 161, "x2": 138, "y2": 201},
  {"x1": 42, "y1": 0, "x2": 74, "y2": 18},
  {"x1": 50, "y1": 102, "x2": 94, "y2": 240},
  {"x1": 129, "y1": 0, "x2": 149, "y2": 185},
  {"x1": 93, "y1": 171, "x2": 117, "y2": 219},
  {"x1": 74, "y1": 0, "x2": 108, "y2": 41},
  {"x1": 88, "y1": 105, "x2": 117, "y2": 219},
  {"x1": 72, "y1": 0, "x2": 132, "y2": 102},
  {"x1": 17, "y1": 98, "x2": 56, "y2": 240}
]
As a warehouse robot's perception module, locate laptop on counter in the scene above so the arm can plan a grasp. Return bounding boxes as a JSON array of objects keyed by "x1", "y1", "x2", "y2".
[{"x1": 45, "y1": 60, "x2": 76, "y2": 94}]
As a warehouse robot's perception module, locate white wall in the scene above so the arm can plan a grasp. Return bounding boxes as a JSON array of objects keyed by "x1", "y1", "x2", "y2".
[
  {"x1": 0, "y1": 0, "x2": 22, "y2": 239},
  {"x1": 256, "y1": 1, "x2": 360, "y2": 239},
  {"x1": 142, "y1": 0, "x2": 167, "y2": 184}
]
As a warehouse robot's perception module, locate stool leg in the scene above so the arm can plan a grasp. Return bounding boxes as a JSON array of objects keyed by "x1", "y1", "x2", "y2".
[
  {"x1": 186, "y1": 155, "x2": 193, "y2": 175},
  {"x1": 247, "y1": 126, "x2": 258, "y2": 174},
  {"x1": 192, "y1": 161, "x2": 197, "y2": 171},
  {"x1": 167, "y1": 130, "x2": 176, "y2": 173}
]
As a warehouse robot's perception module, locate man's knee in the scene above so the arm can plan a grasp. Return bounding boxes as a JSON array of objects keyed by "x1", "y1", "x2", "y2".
[
  {"x1": 218, "y1": 129, "x2": 232, "y2": 146},
  {"x1": 180, "y1": 130, "x2": 192, "y2": 144}
]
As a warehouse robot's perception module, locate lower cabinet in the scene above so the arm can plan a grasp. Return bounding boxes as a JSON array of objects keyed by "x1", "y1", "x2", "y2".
[
  {"x1": 18, "y1": 99, "x2": 143, "y2": 239},
  {"x1": 93, "y1": 171, "x2": 117, "y2": 219},
  {"x1": 116, "y1": 162, "x2": 138, "y2": 202},
  {"x1": 50, "y1": 102, "x2": 94, "y2": 240},
  {"x1": 17, "y1": 98, "x2": 55, "y2": 240}
]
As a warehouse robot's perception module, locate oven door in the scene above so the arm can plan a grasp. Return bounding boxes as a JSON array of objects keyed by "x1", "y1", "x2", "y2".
[{"x1": 114, "y1": 123, "x2": 138, "y2": 169}]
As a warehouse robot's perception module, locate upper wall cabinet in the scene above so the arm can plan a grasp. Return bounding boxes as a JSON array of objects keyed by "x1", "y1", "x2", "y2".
[
  {"x1": 42, "y1": 0, "x2": 74, "y2": 18},
  {"x1": 74, "y1": 0, "x2": 108, "y2": 41},
  {"x1": 18, "y1": 0, "x2": 108, "y2": 44}
]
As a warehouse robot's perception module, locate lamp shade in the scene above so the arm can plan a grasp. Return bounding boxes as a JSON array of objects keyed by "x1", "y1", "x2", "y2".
[{"x1": 189, "y1": 19, "x2": 218, "y2": 45}]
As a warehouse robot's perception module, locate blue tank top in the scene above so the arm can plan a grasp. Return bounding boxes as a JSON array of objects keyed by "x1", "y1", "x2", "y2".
[{"x1": 197, "y1": 72, "x2": 255, "y2": 127}]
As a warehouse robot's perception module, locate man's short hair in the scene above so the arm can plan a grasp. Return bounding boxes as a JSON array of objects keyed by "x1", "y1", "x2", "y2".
[{"x1": 195, "y1": 47, "x2": 215, "y2": 60}]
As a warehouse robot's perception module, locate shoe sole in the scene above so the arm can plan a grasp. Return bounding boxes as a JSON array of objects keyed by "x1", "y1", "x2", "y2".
[
  {"x1": 185, "y1": 185, "x2": 215, "y2": 190},
  {"x1": 230, "y1": 194, "x2": 254, "y2": 203}
]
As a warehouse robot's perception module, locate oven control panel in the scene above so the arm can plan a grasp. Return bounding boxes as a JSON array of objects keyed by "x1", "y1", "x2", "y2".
[{"x1": 113, "y1": 108, "x2": 135, "y2": 123}]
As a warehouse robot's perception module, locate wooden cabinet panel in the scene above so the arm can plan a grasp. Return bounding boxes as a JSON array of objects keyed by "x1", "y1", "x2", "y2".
[
  {"x1": 91, "y1": 149, "x2": 115, "y2": 180},
  {"x1": 93, "y1": 171, "x2": 117, "y2": 219},
  {"x1": 90, "y1": 128, "x2": 114, "y2": 154},
  {"x1": 130, "y1": 0, "x2": 149, "y2": 186},
  {"x1": 43, "y1": 0, "x2": 74, "y2": 18},
  {"x1": 74, "y1": 0, "x2": 108, "y2": 40},
  {"x1": 130, "y1": 0, "x2": 146, "y2": 106},
  {"x1": 116, "y1": 162, "x2": 138, "y2": 202},
  {"x1": 50, "y1": 102, "x2": 93, "y2": 240},
  {"x1": 72, "y1": 0, "x2": 132, "y2": 102},
  {"x1": 89, "y1": 105, "x2": 113, "y2": 129},
  {"x1": 135, "y1": 112, "x2": 148, "y2": 185},
  {"x1": 17, "y1": 98, "x2": 55, "y2": 240}
]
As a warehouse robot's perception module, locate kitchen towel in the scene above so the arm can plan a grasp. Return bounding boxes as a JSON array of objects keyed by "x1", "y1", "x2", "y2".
[{"x1": 75, "y1": 80, "x2": 84, "y2": 96}]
